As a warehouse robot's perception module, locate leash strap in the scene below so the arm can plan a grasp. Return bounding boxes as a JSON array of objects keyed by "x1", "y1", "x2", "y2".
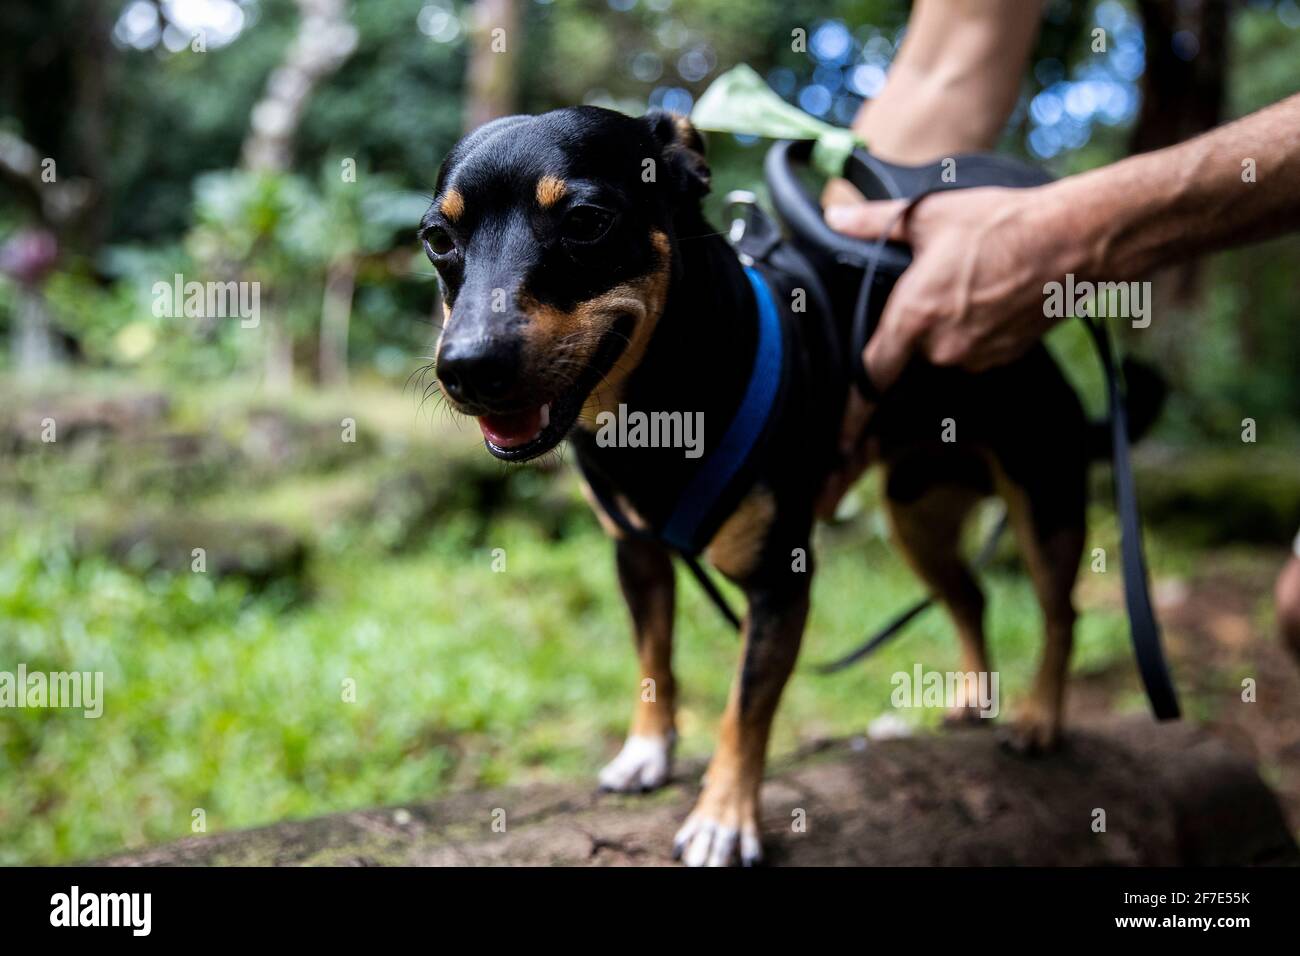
[
  {"x1": 850, "y1": 191, "x2": 938, "y2": 400},
  {"x1": 813, "y1": 508, "x2": 1007, "y2": 673},
  {"x1": 682, "y1": 554, "x2": 742, "y2": 630},
  {"x1": 578, "y1": 449, "x2": 748, "y2": 632},
  {"x1": 1084, "y1": 316, "x2": 1181, "y2": 720}
]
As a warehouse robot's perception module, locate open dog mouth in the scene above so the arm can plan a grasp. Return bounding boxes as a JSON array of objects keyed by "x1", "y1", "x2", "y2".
[{"x1": 476, "y1": 315, "x2": 634, "y2": 462}]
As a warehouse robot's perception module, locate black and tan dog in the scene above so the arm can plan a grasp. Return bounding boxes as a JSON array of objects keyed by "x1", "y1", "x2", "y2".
[{"x1": 422, "y1": 107, "x2": 1133, "y2": 866}]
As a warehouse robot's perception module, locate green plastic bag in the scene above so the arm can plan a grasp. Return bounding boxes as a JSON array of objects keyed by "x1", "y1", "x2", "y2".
[{"x1": 691, "y1": 64, "x2": 864, "y2": 179}]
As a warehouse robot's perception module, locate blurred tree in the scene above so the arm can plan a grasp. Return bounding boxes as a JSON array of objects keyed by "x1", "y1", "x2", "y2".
[
  {"x1": 0, "y1": 0, "x2": 112, "y2": 246},
  {"x1": 189, "y1": 167, "x2": 318, "y2": 388},
  {"x1": 297, "y1": 162, "x2": 428, "y2": 387},
  {"x1": 240, "y1": 0, "x2": 358, "y2": 390},
  {"x1": 465, "y1": 0, "x2": 519, "y2": 128},
  {"x1": 1131, "y1": 0, "x2": 1229, "y2": 318},
  {"x1": 1132, "y1": 0, "x2": 1228, "y2": 156},
  {"x1": 241, "y1": 0, "x2": 359, "y2": 172},
  {"x1": 0, "y1": 0, "x2": 116, "y2": 374},
  {"x1": 0, "y1": 229, "x2": 61, "y2": 377}
]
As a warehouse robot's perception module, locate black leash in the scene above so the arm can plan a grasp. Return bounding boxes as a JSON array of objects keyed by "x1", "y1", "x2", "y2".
[
  {"x1": 1083, "y1": 315, "x2": 1181, "y2": 720},
  {"x1": 846, "y1": 190, "x2": 937, "y2": 400},
  {"x1": 814, "y1": 506, "x2": 1008, "y2": 673},
  {"x1": 682, "y1": 553, "x2": 742, "y2": 630}
]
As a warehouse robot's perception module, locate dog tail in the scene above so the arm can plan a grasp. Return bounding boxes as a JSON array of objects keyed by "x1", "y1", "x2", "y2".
[{"x1": 1087, "y1": 356, "x2": 1167, "y2": 461}]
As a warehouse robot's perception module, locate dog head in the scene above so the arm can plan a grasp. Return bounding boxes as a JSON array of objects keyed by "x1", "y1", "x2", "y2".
[{"x1": 422, "y1": 107, "x2": 709, "y2": 461}]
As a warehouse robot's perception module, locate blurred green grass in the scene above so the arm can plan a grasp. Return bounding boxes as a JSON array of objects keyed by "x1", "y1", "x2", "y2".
[{"x1": 0, "y1": 379, "x2": 1144, "y2": 865}]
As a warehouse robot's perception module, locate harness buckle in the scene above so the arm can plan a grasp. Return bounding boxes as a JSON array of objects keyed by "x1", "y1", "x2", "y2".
[
  {"x1": 725, "y1": 190, "x2": 781, "y2": 265},
  {"x1": 725, "y1": 190, "x2": 760, "y2": 263}
]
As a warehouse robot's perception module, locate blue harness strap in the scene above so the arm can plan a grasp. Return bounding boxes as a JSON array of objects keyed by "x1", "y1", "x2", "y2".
[{"x1": 660, "y1": 266, "x2": 785, "y2": 553}]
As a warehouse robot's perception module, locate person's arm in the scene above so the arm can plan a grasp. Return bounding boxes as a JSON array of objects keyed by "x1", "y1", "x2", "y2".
[
  {"x1": 1061, "y1": 94, "x2": 1300, "y2": 278},
  {"x1": 822, "y1": 0, "x2": 1042, "y2": 208},
  {"x1": 851, "y1": 0, "x2": 1042, "y2": 163},
  {"x1": 825, "y1": 92, "x2": 1300, "y2": 388}
]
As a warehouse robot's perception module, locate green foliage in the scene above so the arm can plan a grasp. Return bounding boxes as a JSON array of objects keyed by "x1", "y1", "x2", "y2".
[
  {"x1": 105, "y1": 2, "x2": 302, "y2": 241},
  {"x1": 300, "y1": 0, "x2": 465, "y2": 187}
]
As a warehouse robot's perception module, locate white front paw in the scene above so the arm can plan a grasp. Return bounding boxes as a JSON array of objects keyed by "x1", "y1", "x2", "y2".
[
  {"x1": 598, "y1": 733, "x2": 675, "y2": 792},
  {"x1": 673, "y1": 812, "x2": 763, "y2": 867}
]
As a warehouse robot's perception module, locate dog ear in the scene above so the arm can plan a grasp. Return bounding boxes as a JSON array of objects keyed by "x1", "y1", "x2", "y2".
[{"x1": 643, "y1": 109, "x2": 711, "y2": 201}]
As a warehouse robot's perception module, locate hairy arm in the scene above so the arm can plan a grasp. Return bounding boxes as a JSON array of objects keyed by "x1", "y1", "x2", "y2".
[{"x1": 1063, "y1": 93, "x2": 1300, "y2": 279}]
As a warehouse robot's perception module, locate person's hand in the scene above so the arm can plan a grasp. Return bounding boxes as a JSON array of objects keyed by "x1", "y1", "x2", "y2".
[
  {"x1": 827, "y1": 184, "x2": 1072, "y2": 382},
  {"x1": 823, "y1": 184, "x2": 1077, "y2": 456}
]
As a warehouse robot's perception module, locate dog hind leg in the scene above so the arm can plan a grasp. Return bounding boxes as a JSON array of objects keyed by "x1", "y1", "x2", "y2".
[
  {"x1": 885, "y1": 483, "x2": 992, "y2": 725},
  {"x1": 996, "y1": 473, "x2": 1085, "y2": 755}
]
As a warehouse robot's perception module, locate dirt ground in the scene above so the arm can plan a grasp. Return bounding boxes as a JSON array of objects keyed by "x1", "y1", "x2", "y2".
[{"x1": 1073, "y1": 547, "x2": 1300, "y2": 832}]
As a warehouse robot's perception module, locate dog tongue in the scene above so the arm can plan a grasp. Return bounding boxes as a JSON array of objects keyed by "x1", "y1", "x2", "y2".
[{"x1": 478, "y1": 404, "x2": 547, "y2": 448}]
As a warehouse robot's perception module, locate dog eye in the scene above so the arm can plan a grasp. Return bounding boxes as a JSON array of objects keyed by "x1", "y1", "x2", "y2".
[
  {"x1": 423, "y1": 227, "x2": 455, "y2": 258},
  {"x1": 561, "y1": 206, "x2": 614, "y2": 244}
]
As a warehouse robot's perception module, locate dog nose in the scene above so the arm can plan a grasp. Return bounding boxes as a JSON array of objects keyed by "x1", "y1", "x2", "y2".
[{"x1": 437, "y1": 340, "x2": 517, "y2": 405}]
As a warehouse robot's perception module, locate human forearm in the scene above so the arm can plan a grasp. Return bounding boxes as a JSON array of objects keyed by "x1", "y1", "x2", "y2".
[
  {"x1": 1045, "y1": 92, "x2": 1300, "y2": 281},
  {"x1": 852, "y1": 0, "x2": 1043, "y2": 163}
]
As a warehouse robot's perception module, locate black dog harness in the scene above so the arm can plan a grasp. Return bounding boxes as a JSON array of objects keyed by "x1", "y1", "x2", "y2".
[{"x1": 586, "y1": 140, "x2": 1181, "y2": 722}]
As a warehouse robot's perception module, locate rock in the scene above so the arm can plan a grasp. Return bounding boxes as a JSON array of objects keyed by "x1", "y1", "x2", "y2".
[
  {"x1": 1124, "y1": 446, "x2": 1300, "y2": 546},
  {"x1": 97, "y1": 718, "x2": 1299, "y2": 867},
  {"x1": 361, "y1": 460, "x2": 585, "y2": 552},
  {"x1": 0, "y1": 390, "x2": 170, "y2": 453},
  {"x1": 75, "y1": 516, "x2": 309, "y2": 590},
  {"x1": 237, "y1": 407, "x2": 375, "y2": 474}
]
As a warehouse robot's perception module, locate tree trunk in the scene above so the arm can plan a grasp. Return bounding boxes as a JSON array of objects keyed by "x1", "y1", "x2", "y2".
[
  {"x1": 464, "y1": 0, "x2": 519, "y2": 131},
  {"x1": 1131, "y1": 0, "x2": 1229, "y2": 159},
  {"x1": 318, "y1": 258, "x2": 356, "y2": 389},
  {"x1": 264, "y1": 318, "x2": 295, "y2": 395},
  {"x1": 11, "y1": 287, "x2": 61, "y2": 380},
  {"x1": 240, "y1": 0, "x2": 358, "y2": 392},
  {"x1": 240, "y1": 0, "x2": 358, "y2": 173},
  {"x1": 1131, "y1": 0, "x2": 1232, "y2": 386}
]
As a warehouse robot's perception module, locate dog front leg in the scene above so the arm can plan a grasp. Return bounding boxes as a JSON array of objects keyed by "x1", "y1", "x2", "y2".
[
  {"x1": 598, "y1": 535, "x2": 678, "y2": 792},
  {"x1": 674, "y1": 579, "x2": 809, "y2": 867}
]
